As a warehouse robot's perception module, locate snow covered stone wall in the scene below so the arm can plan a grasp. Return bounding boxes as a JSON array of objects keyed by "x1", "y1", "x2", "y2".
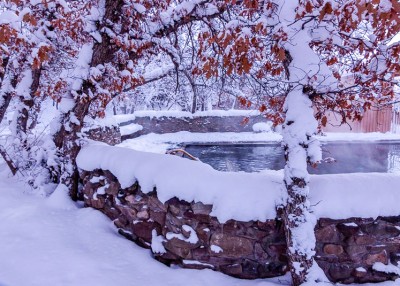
[
  {"x1": 77, "y1": 144, "x2": 400, "y2": 283},
  {"x1": 80, "y1": 169, "x2": 400, "y2": 283},
  {"x1": 315, "y1": 217, "x2": 400, "y2": 283},
  {"x1": 80, "y1": 169, "x2": 288, "y2": 279},
  {"x1": 118, "y1": 113, "x2": 266, "y2": 140}
]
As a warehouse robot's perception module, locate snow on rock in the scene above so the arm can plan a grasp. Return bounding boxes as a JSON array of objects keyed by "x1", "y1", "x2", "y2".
[
  {"x1": 151, "y1": 230, "x2": 166, "y2": 254},
  {"x1": 166, "y1": 225, "x2": 199, "y2": 244},
  {"x1": 373, "y1": 262, "x2": 400, "y2": 276},
  {"x1": 83, "y1": 115, "x2": 119, "y2": 131},
  {"x1": 182, "y1": 260, "x2": 214, "y2": 268},
  {"x1": 310, "y1": 173, "x2": 400, "y2": 219},
  {"x1": 77, "y1": 143, "x2": 400, "y2": 222},
  {"x1": 356, "y1": 267, "x2": 367, "y2": 273},
  {"x1": 120, "y1": 123, "x2": 143, "y2": 136},
  {"x1": 90, "y1": 175, "x2": 105, "y2": 183},
  {"x1": 211, "y1": 245, "x2": 223, "y2": 254},
  {"x1": 77, "y1": 143, "x2": 282, "y2": 223},
  {"x1": 252, "y1": 122, "x2": 273, "y2": 133}
]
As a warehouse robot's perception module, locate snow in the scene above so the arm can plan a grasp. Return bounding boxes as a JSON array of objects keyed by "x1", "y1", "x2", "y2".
[
  {"x1": 118, "y1": 131, "x2": 283, "y2": 153},
  {"x1": 151, "y1": 229, "x2": 167, "y2": 254},
  {"x1": 310, "y1": 173, "x2": 400, "y2": 219},
  {"x1": 15, "y1": 69, "x2": 33, "y2": 100},
  {"x1": 120, "y1": 123, "x2": 143, "y2": 136},
  {"x1": 77, "y1": 142, "x2": 400, "y2": 222},
  {"x1": 253, "y1": 122, "x2": 273, "y2": 133},
  {"x1": 114, "y1": 109, "x2": 261, "y2": 122},
  {"x1": 356, "y1": 267, "x2": 367, "y2": 273},
  {"x1": 182, "y1": 260, "x2": 214, "y2": 268},
  {"x1": 320, "y1": 132, "x2": 400, "y2": 142},
  {"x1": 373, "y1": 262, "x2": 400, "y2": 276},
  {"x1": 0, "y1": 10, "x2": 19, "y2": 27},
  {"x1": 3, "y1": 133, "x2": 400, "y2": 285},
  {"x1": 166, "y1": 225, "x2": 199, "y2": 244},
  {"x1": 77, "y1": 143, "x2": 282, "y2": 223},
  {"x1": 0, "y1": 164, "x2": 290, "y2": 286},
  {"x1": 118, "y1": 130, "x2": 400, "y2": 154},
  {"x1": 211, "y1": 245, "x2": 223, "y2": 254},
  {"x1": 379, "y1": 0, "x2": 393, "y2": 13},
  {"x1": 343, "y1": 222, "x2": 358, "y2": 227},
  {"x1": 70, "y1": 43, "x2": 93, "y2": 92}
]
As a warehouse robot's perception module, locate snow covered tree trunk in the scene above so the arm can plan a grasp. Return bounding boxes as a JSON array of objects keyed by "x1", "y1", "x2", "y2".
[
  {"x1": 276, "y1": 2, "x2": 331, "y2": 283},
  {"x1": 53, "y1": 0, "x2": 124, "y2": 199},
  {"x1": 0, "y1": 58, "x2": 18, "y2": 174},
  {"x1": 54, "y1": 100, "x2": 91, "y2": 200},
  {"x1": 0, "y1": 57, "x2": 14, "y2": 124},
  {"x1": 281, "y1": 88, "x2": 320, "y2": 286},
  {"x1": 16, "y1": 68, "x2": 41, "y2": 139}
]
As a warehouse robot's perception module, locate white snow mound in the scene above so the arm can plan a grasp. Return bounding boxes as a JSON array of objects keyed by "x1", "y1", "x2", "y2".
[{"x1": 77, "y1": 143, "x2": 400, "y2": 222}]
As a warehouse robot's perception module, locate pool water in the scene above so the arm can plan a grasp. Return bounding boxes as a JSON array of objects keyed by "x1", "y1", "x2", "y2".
[{"x1": 184, "y1": 142, "x2": 400, "y2": 174}]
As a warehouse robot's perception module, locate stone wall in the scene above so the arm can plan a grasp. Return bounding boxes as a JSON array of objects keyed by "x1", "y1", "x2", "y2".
[
  {"x1": 120, "y1": 115, "x2": 267, "y2": 140},
  {"x1": 315, "y1": 217, "x2": 400, "y2": 283},
  {"x1": 85, "y1": 125, "x2": 121, "y2": 145},
  {"x1": 81, "y1": 169, "x2": 400, "y2": 284}
]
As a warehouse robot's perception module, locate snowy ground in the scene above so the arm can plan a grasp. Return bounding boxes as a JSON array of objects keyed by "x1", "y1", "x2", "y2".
[
  {"x1": 2, "y1": 130, "x2": 400, "y2": 285},
  {"x1": 1, "y1": 161, "x2": 400, "y2": 286},
  {"x1": 0, "y1": 163, "x2": 289, "y2": 286}
]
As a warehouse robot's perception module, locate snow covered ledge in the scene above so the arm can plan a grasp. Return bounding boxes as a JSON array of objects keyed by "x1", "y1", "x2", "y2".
[{"x1": 77, "y1": 143, "x2": 400, "y2": 283}]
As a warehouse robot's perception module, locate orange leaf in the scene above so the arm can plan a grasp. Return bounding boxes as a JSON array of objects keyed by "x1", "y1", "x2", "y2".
[{"x1": 321, "y1": 116, "x2": 327, "y2": 127}]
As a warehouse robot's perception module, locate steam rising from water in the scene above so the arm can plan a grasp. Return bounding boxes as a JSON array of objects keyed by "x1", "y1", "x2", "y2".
[{"x1": 185, "y1": 142, "x2": 400, "y2": 174}]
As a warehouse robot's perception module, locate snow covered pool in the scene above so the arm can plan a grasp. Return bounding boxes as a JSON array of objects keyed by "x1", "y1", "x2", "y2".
[{"x1": 184, "y1": 141, "x2": 400, "y2": 174}]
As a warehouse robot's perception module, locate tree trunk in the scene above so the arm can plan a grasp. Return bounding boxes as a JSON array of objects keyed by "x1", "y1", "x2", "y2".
[
  {"x1": 184, "y1": 71, "x2": 198, "y2": 114},
  {"x1": 53, "y1": 0, "x2": 125, "y2": 199},
  {"x1": 280, "y1": 47, "x2": 321, "y2": 285},
  {"x1": 0, "y1": 57, "x2": 13, "y2": 124},
  {"x1": 8, "y1": 67, "x2": 42, "y2": 173},
  {"x1": 0, "y1": 58, "x2": 18, "y2": 173},
  {"x1": 281, "y1": 175, "x2": 314, "y2": 286},
  {"x1": 0, "y1": 146, "x2": 18, "y2": 175},
  {"x1": 54, "y1": 100, "x2": 91, "y2": 200},
  {"x1": 16, "y1": 68, "x2": 41, "y2": 137},
  {"x1": 0, "y1": 92, "x2": 12, "y2": 125}
]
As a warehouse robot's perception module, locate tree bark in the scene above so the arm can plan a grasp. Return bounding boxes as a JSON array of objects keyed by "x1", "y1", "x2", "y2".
[
  {"x1": 281, "y1": 174, "x2": 315, "y2": 286},
  {"x1": 0, "y1": 57, "x2": 13, "y2": 124},
  {"x1": 0, "y1": 92, "x2": 13, "y2": 125},
  {"x1": 16, "y1": 68, "x2": 41, "y2": 137},
  {"x1": 54, "y1": 99, "x2": 91, "y2": 200},
  {"x1": 280, "y1": 51, "x2": 320, "y2": 286},
  {"x1": 0, "y1": 146, "x2": 18, "y2": 175},
  {"x1": 0, "y1": 58, "x2": 18, "y2": 174},
  {"x1": 53, "y1": 0, "x2": 125, "y2": 200}
]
